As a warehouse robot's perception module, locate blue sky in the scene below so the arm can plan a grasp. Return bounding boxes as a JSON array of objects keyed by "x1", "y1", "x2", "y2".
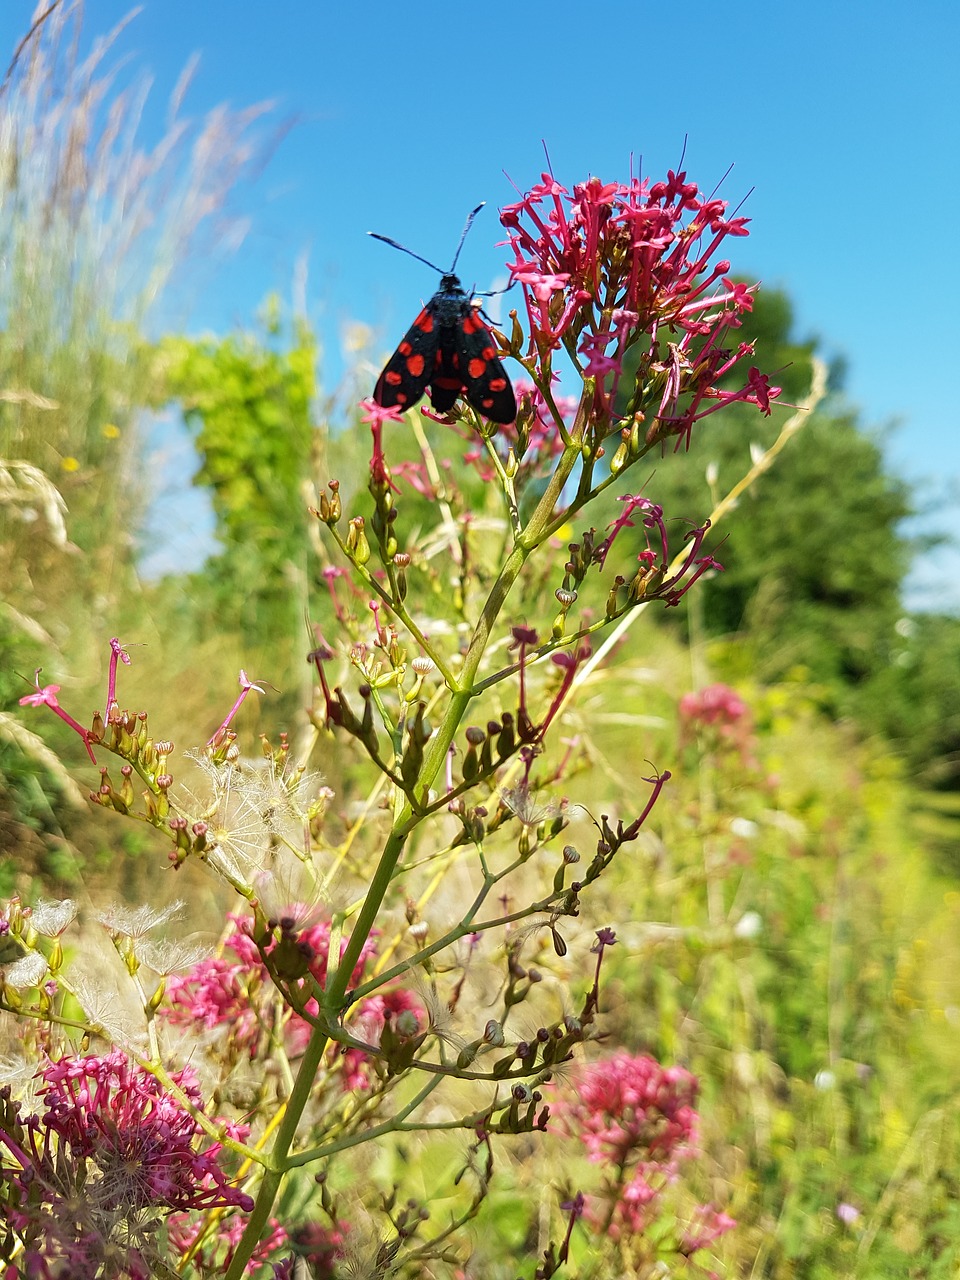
[{"x1": 3, "y1": 1, "x2": 959, "y2": 601}]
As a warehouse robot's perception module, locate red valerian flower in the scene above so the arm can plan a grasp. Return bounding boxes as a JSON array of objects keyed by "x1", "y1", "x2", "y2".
[
  {"x1": 681, "y1": 1203, "x2": 737, "y2": 1254},
  {"x1": 678, "y1": 682, "x2": 757, "y2": 767},
  {"x1": 554, "y1": 1050, "x2": 700, "y2": 1168},
  {"x1": 37, "y1": 1050, "x2": 253, "y2": 1214},
  {"x1": 500, "y1": 166, "x2": 781, "y2": 442},
  {"x1": 552, "y1": 1050, "x2": 712, "y2": 1240},
  {"x1": 0, "y1": 1051, "x2": 253, "y2": 1277},
  {"x1": 19, "y1": 670, "x2": 97, "y2": 763}
]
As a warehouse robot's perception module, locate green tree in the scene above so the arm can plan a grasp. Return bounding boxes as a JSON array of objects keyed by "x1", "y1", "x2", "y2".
[
  {"x1": 862, "y1": 611, "x2": 960, "y2": 786},
  {"x1": 154, "y1": 306, "x2": 318, "y2": 649},
  {"x1": 633, "y1": 289, "x2": 913, "y2": 702}
]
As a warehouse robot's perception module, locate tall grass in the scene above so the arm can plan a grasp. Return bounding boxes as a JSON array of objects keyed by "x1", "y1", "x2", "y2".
[{"x1": 0, "y1": 1, "x2": 278, "y2": 864}]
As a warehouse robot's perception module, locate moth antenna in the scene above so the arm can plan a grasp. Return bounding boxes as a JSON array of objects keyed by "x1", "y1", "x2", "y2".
[
  {"x1": 366, "y1": 232, "x2": 446, "y2": 276},
  {"x1": 449, "y1": 202, "x2": 486, "y2": 274},
  {"x1": 369, "y1": 203, "x2": 487, "y2": 277}
]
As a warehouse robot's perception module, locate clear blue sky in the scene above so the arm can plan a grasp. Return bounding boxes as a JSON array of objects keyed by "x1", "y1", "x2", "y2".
[{"x1": 3, "y1": 1, "x2": 959, "y2": 602}]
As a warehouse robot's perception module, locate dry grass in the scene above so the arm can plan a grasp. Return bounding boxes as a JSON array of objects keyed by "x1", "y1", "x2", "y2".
[{"x1": 0, "y1": 1, "x2": 282, "y2": 872}]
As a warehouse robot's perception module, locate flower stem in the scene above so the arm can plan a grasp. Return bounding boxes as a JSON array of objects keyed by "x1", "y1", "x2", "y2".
[{"x1": 222, "y1": 1018, "x2": 331, "y2": 1280}]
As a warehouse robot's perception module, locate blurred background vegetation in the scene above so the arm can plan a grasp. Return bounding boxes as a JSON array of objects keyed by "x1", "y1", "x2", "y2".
[{"x1": 2, "y1": 6, "x2": 960, "y2": 1278}]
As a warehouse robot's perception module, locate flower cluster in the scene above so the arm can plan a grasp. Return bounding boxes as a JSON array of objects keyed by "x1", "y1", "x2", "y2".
[
  {"x1": 501, "y1": 170, "x2": 779, "y2": 442},
  {"x1": 557, "y1": 1049, "x2": 700, "y2": 1167},
  {"x1": 163, "y1": 914, "x2": 420, "y2": 1087},
  {"x1": 679, "y1": 682, "x2": 748, "y2": 730},
  {"x1": 168, "y1": 1210, "x2": 290, "y2": 1276},
  {"x1": 553, "y1": 1050, "x2": 702, "y2": 1236},
  {"x1": 679, "y1": 681, "x2": 756, "y2": 764},
  {"x1": 681, "y1": 1202, "x2": 738, "y2": 1255},
  {"x1": 0, "y1": 1051, "x2": 251, "y2": 1278}
]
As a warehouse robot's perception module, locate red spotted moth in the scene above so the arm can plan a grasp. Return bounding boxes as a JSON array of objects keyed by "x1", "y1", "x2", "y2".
[{"x1": 370, "y1": 204, "x2": 516, "y2": 424}]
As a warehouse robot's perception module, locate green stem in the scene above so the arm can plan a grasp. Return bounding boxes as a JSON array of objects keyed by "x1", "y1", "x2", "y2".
[
  {"x1": 226, "y1": 426, "x2": 588, "y2": 1274},
  {"x1": 222, "y1": 1019, "x2": 331, "y2": 1280},
  {"x1": 289, "y1": 1076, "x2": 443, "y2": 1166}
]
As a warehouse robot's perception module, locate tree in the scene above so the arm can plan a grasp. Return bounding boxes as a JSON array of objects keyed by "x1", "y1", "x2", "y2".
[{"x1": 632, "y1": 289, "x2": 913, "y2": 702}]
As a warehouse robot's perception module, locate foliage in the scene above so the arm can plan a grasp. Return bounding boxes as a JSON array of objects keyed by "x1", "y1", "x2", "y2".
[
  {"x1": 0, "y1": 1, "x2": 276, "y2": 868},
  {"x1": 636, "y1": 290, "x2": 913, "y2": 703},
  {"x1": 547, "y1": 663, "x2": 960, "y2": 1280},
  {"x1": 857, "y1": 611, "x2": 960, "y2": 787},
  {"x1": 153, "y1": 308, "x2": 319, "y2": 650}
]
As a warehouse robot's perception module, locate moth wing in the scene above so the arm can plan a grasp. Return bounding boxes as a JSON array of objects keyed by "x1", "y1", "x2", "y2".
[
  {"x1": 373, "y1": 301, "x2": 441, "y2": 413},
  {"x1": 456, "y1": 306, "x2": 517, "y2": 424}
]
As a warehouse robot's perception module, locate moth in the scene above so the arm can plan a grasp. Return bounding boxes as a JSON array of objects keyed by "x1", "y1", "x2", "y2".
[{"x1": 370, "y1": 204, "x2": 516, "y2": 424}]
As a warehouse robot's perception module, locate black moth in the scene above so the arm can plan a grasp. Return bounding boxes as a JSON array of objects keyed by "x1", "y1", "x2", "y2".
[{"x1": 370, "y1": 204, "x2": 516, "y2": 425}]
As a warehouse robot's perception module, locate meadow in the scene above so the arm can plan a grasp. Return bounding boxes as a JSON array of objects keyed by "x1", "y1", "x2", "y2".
[{"x1": 2, "y1": 7, "x2": 959, "y2": 1278}]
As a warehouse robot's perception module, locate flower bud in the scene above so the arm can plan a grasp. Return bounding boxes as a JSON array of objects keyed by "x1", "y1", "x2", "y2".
[
  {"x1": 346, "y1": 516, "x2": 370, "y2": 565},
  {"x1": 395, "y1": 1009, "x2": 420, "y2": 1038},
  {"x1": 457, "y1": 1041, "x2": 480, "y2": 1069},
  {"x1": 483, "y1": 1019, "x2": 505, "y2": 1047}
]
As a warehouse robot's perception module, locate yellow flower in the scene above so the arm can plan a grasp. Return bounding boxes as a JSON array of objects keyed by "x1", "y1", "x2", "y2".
[
  {"x1": 60, "y1": 456, "x2": 80, "y2": 472},
  {"x1": 102, "y1": 423, "x2": 121, "y2": 439}
]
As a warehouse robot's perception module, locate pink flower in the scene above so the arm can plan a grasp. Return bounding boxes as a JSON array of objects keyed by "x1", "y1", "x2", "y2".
[
  {"x1": 19, "y1": 669, "x2": 97, "y2": 763},
  {"x1": 681, "y1": 1203, "x2": 737, "y2": 1254},
  {"x1": 169, "y1": 1211, "x2": 288, "y2": 1273},
  {"x1": 161, "y1": 913, "x2": 380, "y2": 1081},
  {"x1": 554, "y1": 1050, "x2": 700, "y2": 1168},
  {"x1": 38, "y1": 1050, "x2": 252, "y2": 1214},
  {"x1": 679, "y1": 682, "x2": 748, "y2": 730},
  {"x1": 207, "y1": 669, "x2": 266, "y2": 747},
  {"x1": 500, "y1": 166, "x2": 780, "y2": 439},
  {"x1": 0, "y1": 1051, "x2": 253, "y2": 1277},
  {"x1": 164, "y1": 954, "x2": 262, "y2": 1049},
  {"x1": 678, "y1": 683, "x2": 757, "y2": 766}
]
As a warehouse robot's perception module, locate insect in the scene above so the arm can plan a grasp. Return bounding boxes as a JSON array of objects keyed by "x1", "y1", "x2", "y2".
[{"x1": 369, "y1": 203, "x2": 516, "y2": 424}]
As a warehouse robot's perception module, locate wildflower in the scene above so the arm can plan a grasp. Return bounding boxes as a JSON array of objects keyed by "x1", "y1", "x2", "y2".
[
  {"x1": 540, "y1": 643, "x2": 591, "y2": 738},
  {"x1": 359, "y1": 397, "x2": 404, "y2": 489},
  {"x1": 681, "y1": 1203, "x2": 737, "y2": 1253},
  {"x1": 105, "y1": 636, "x2": 133, "y2": 716},
  {"x1": 168, "y1": 1212, "x2": 289, "y2": 1274},
  {"x1": 678, "y1": 682, "x2": 748, "y2": 729},
  {"x1": 208, "y1": 670, "x2": 266, "y2": 748},
  {"x1": 37, "y1": 1050, "x2": 252, "y2": 1212},
  {"x1": 679, "y1": 682, "x2": 756, "y2": 764},
  {"x1": 500, "y1": 166, "x2": 780, "y2": 440},
  {"x1": 554, "y1": 1051, "x2": 713, "y2": 1242},
  {"x1": 163, "y1": 951, "x2": 263, "y2": 1054},
  {"x1": 162, "y1": 914, "x2": 378, "y2": 1068},
  {"x1": 0, "y1": 1051, "x2": 252, "y2": 1276},
  {"x1": 554, "y1": 1050, "x2": 699, "y2": 1168},
  {"x1": 19, "y1": 669, "x2": 97, "y2": 763}
]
